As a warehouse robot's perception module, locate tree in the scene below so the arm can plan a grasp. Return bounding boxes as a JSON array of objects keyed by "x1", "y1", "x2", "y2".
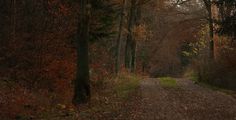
[
  {"x1": 115, "y1": 0, "x2": 126, "y2": 74},
  {"x1": 125, "y1": 0, "x2": 139, "y2": 72},
  {"x1": 73, "y1": 0, "x2": 91, "y2": 104},
  {"x1": 214, "y1": 0, "x2": 236, "y2": 39},
  {"x1": 202, "y1": 0, "x2": 214, "y2": 59}
]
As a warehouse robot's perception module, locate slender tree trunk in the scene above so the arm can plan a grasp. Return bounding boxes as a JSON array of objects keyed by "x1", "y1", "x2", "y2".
[
  {"x1": 115, "y1": 0, "x2": 126, "y2": 74},
  {"x1": 125, "y1": 35, "x2": 132, "y2": 69},
  {"x1": 73, "y1": 0, "x2": 91, "y2": 105},
  {"x1": 203, "y1": 0, "x2": 214, "y2": 59},
  {"x1": 130, "y1": 40, "x2": 136, "y2": 72},
  {"x1": 142, "y1": 61, "x2": 145, "y2": 73},
  {"x1": 130, "y1": 5, "x2": 141, "y2": 73},
  {"x1": 125, "y1": 0, "x2": 136, "y2": 70},
  {"x1": 208, "y1": 5, "x2": 214, "y2": 60},
  {"x1": 11, "y1": 0, "x2": 16, "y2": 42}
]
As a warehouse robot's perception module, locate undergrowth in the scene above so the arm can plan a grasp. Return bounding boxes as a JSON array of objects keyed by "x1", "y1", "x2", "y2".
[
  {"x1": 184, "y1": 69, "x2": 236, "y2": 98},
  {"x1": 114, "y1": 73, "x2": 141, "y2": 99},
  {"x1": 184, "y1": 69, "x2": 198, "y2": 82},
  {"x1": 78, "y1": 73, "x2": 141, "y2": 119},
  {"x1": 0, "y1": 73, "x2": 141, "y2": 120}
]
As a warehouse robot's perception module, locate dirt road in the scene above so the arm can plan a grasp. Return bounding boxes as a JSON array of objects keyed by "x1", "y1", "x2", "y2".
[{"x1": 126, "y1": 78, "x2": 236, "y2": 120}]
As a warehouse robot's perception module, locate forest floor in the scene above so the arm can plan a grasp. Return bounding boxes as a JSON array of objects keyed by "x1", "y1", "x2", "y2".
[{"x1": 118, "y1": 78, "x2": 236, "y2": 120}]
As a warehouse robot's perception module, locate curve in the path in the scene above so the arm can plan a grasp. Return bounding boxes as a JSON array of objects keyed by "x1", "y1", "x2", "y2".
[{"x1": 137, "y1": 78, "x2": 236, "y2": 120}]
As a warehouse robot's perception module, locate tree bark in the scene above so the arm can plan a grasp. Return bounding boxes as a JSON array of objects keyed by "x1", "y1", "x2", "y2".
[
  {"x1": 11, "y1": 0, "x2": 16, "y2": 42},
  {"x1": 203, "y1": 0, "x2": 214, "y2": 60},
  {"x1": 130, "y1": 5, "x2": 141, "y2": 73},
  {"x1": 125, "y1": 35, "x2": 132, "y2": 69},
  {"x1": 130, "y1": 40, "x2": 136, "y2": 72},
  {"x1": 73, "y1": 0, "x2": 91, "y2": 105},
  {"x1": 115, "y1": 0, "x2": 126, "y2": 74},
  {"x1": 125, "y1": 0, "x2": 136, "y2": 71},
  {"x1": 208, "y1": 5, "x2": 214, "y2": 60}
]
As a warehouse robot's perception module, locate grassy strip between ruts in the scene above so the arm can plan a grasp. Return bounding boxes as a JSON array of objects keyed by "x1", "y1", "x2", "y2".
[
  {"x1": 159, "y1": 77, "x2": 177, "y2": 88},
  {"x1": 78, "y1": 73, "x2": 142, "y2": 120}
]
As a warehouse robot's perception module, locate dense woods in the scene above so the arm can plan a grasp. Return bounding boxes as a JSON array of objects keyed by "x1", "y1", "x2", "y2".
[{"x1": 0, "y1": 0, "x2": 235, "y2": 119}]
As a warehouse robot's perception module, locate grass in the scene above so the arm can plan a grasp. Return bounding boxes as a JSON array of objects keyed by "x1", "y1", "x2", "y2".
[
  {"x1": 114, "y1": 73, "x2": 141, "y2": 99},
  {"x1": 184, "y1": 69, "x2": 198, "y2": 82},
  {"x1": 159, "y1": 77, "x2": 177, "y2": 88}
]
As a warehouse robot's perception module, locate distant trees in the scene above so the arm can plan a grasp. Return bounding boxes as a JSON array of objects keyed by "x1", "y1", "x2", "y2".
[
  {"x1": 202, "y1": 0, "x2": 236, "y2": 59},
  {"x1": 213, "y1": 0, "x2": 236, "y2": 39},
  {"x1": 142, "y1": 0, "x2": 207, "y2": 76},
  {"x1": 185, "y1": 0, "x2": 236, "y2": 90},
  {"x1": 115, "y1": 0, "x2": 150, "y2": 74}
]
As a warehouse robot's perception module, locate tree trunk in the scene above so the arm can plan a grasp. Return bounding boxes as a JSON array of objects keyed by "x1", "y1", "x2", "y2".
[
  {"x1": 142, "y1": 61, "x2": 145, "y2": 73},
  {"x1": 115, "y1": 0, "x2": 126, "y2": 74},
  {"x1": 73, "y1": 0, "x2": 91, "y2": 105},
  {"x1": 125, "y1": 35, "x2": 132, "y2": 69},
  {"x1": 208, "y1": 5, "x2": 214, "y2": 60},
  {"x1": 11, "y1": 0, "x2": 16, "y2": 42},
  {"x1": 203, "y1": 0, "x2": 214, "y2": 60},
  {"x1": 125, "y1": 0, "x2": 136, "y2": 71},
  {"x1": 130, "y1": 40, "x2": 136, "y2": 72},
  {"x1": 130, "y1": 4, "x2": 141, "y2": 73}
]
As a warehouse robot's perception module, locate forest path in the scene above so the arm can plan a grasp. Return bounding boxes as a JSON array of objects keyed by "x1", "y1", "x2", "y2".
[{"x1": 127, "y1": 78, "x2": 236, "y2": 120}]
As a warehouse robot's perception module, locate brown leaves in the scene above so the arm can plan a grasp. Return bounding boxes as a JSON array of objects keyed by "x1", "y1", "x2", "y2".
[{"x1": 133, "y1": 24, "x2": 152, "y2": 42}]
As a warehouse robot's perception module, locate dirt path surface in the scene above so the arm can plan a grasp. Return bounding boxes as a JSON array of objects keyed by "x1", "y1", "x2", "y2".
[{"x1": 126, "y1": 78, "x2": 236, "y2": 120}]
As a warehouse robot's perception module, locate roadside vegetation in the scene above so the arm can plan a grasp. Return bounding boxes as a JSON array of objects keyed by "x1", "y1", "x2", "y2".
[
  {"x1": 184, "y1": 69, "x2": 236, "y2": 99},
  {"x1": 114, "y1": 73, "x2": 141, "y2": 99},
  {"x1": 0, "y1": 73, "x2": 141, "y2": 120},
  {"x1": 78, "y1": 73, "x2": 141, "y2": 119},
  {"x1": 184, "y1": 68, "x2": 199, "y2": 82}
]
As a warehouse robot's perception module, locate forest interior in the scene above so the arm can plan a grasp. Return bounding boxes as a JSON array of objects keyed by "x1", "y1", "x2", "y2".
[{"x1": 0, "y1": 0, "x2": 236, "y2": 120}]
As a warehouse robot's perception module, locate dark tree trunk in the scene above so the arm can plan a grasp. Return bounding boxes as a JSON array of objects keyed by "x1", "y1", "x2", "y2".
[
  {"x1": 11, "y1": 0, "x2": 16, "y2": 42},
  {"x1": 73, "y1": 0, "x2": 91, "y2": 105},
  {"x1": 125, "y1": 35, "x2": 132, "y2": 69},
  {"x1": 130, "y1": 40, "x2": 136, "y2": 72},
  {"x1": 130, "y1": 5, "x2": 141, "y2": 73},
  {"x1": 208, "y1": 6, "x2": 214, "y2": 59},
  {"x1": 115, "y1": 0, "x2": 126, "y2": 74},
  {"x1": 142, "y1": 62, "x2": 145, "y2": 73},
  {"x1": 125, "y1": 0, "x2": 136, "y2": 71}
]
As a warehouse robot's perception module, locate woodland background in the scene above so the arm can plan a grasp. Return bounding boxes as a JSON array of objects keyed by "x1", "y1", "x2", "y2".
[{"x1": 0, "y1": 0, "x2": 235, "y2": 119}]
